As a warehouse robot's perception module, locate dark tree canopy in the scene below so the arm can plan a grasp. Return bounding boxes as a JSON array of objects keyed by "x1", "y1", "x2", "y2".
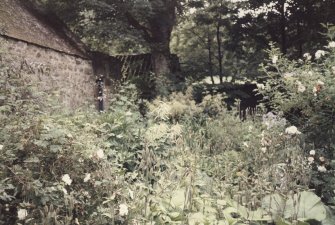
[
  {"x1": 171, "y1": 0, "x2": 335, "y2": 81},
  {"x1": 40, "y1": 0, "x2": 187, "y2": 94},
  {"x1": 38, "y1": 0, "x2": 335, "y2": 83}
]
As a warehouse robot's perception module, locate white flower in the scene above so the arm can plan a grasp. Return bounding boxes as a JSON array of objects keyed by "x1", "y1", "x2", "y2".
[
  {"x1": 297, "y1": 85, "x2": 306, "y2": 93},
  {"x1": 313, "y1": 86, "x2": 318, "y2": 96},
  {"x1": 283, "y1": 72, "x2": 294, "y2": 79},
  {"x1": 309, "y1": 150, "x2": 316, "y2": 155},
  {"x1": 125, "y1": 111, "x2": 132, "y2": 116},
  {"x1": 262, "y1": 112, "x2": 286, "y2": 129},
  {"x1": 303, "y1": 53, "x2": 311, "y2": 61},
  {"x1": 61, "y1": 174, "x2": 72, "y2": 186},
  {"x1": 317, "y1": 80, "x2": 324, "y2": 86},
  {"x1": 328, "y1": 41, "x2": 335, "y2": 48},
  {"x1": 307, "y1": 157, "x2": 314, "y2": 163},
  {"x1": 119, "y1": 204, "x2": 128, "y2": 216},
  {"x1": 0, "y1": 144, "x2": 3, "y2": 150},
  {"x1": 332, "y1": 66, "x2": 335, "y2": 75},
  {"x1": 317, "y1": 165, "x2": 327, "y2": 172},
  {"x1": 315, "y1": 50, "x2": 326, "y2": 59},
  {"x1": 256, "y1": 83, "x2": 265, "y2": 90},
  {"x1": 272, "y1": 55, "x2": 278, "y2": 64},
  {"x1": 96, "y1": 149, "x2": 104, "y2": 159},
  {"x1": 17, "y1": 208, "x2": 28, "y2": 220},
  {"x1": 285, "y1": 126, "x2": 301, "y2": 135},
  {"x1": 261, "y1": 147, "x2": 267, "y2": 153},
  {"x1": 128, "y1": 189, "x2": 134, "y2": 199},
  {"x1": 296, "y1": 81, "x2": 306, "y2": 93},
  {"x1": 84, "y1": 173, "x2": 91, "y2": 182}
]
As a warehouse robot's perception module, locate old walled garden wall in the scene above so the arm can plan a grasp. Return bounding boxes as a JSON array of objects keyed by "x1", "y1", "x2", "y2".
[{"x1": 1, "y1": 36, "x2": 95, "y2": 109}]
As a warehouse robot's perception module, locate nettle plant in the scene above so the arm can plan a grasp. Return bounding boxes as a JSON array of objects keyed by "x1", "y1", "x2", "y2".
[{"x1": 260, "y1": 36, "x2": 335, "y2": 206}]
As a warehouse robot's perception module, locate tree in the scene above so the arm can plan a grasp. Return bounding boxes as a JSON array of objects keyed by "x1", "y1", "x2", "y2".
[
  {"x1": 172, "y1": 0, "x2": 251, "y2": 82},
  {"x1": 124, "y1": 0, "x2": 180, "y2": 77},
  {"x1": 173, "y1": 0, "x2": 335, "y2": 82},
  {"x1": 239, "y1": 0, "x2": 335, "y2": 56},
  {"x1": 43, "y1": 0, "x2": 185, "y2": 94}
]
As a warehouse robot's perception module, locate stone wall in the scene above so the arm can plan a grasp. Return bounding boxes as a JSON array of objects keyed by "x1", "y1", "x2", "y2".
[{"x1": 1, "y1": 36, "x2": 95, "y2": 109}]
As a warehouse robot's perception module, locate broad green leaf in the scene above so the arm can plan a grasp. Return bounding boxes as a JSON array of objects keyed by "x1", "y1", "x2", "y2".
[
  {"x1": 230, "y1": 202, "x2": 272, "y2": 221},
  {"x1": 203, "y1": 205, "x2": 217, "y2": 215},
  {"x1": 217, "y1": 220, "x2": 229, "y2": 225},
  {"x1": 171, "y1": 189, "x2": 186, "y2": 209},
  {"x1": 222, "y1": 207, "x2": 242, "y2": 224},
  {"x1": 275, "y1": 218, "x2": 309, "y2": 225},
  {"x1": 285, "y1": 191, "x2": 326, "y2": 221},
  {"x1": 296, "y1": 220, "x2": 310, "y2": 225},
  {"x1": 188, "y1": 212, "x2": 205, "y2": 225},
  {"x1": 169, "y1": 211, "x2": 182, "y2": 220},
  {"x1": 275, "y1": 218, "x2": 291, "y2": 225},
  {"x1": 217, "y1": 199, "x2": 228, "y2": 206},
  {"x1": 262, "y1": 191, "x2": 327, "y2": 221},
  {"x1": 262, "y1": 193, "x2": 286, "y2": 218}
]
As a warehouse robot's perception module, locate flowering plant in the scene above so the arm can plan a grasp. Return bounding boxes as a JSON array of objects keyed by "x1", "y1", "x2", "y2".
[{"x1": 260, "y1": 37, "x2": 335, "y2": 205}]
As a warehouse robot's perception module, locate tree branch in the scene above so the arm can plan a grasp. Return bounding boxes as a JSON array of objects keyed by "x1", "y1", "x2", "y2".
[{"x1": 125, "y1": 12, "x2": 153, "y2": 42}]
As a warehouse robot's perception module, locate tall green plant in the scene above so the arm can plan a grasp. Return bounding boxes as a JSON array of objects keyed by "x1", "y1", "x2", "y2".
[{"x1": 260, "y1": 33, "x2": 335, "y2": 206}]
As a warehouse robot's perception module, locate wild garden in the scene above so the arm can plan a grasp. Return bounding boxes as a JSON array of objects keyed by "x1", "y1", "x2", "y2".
[{"x1": 1, "y1": 0, "x2": 335, "y2": 225}]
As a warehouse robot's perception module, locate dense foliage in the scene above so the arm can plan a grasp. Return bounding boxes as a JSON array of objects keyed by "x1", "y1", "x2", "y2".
[
  {"x1": 2, "y1": 1, "x2": 335, "y2": 224},
  {"x1": 261, "y1": 37, "x2": 335, "y2": 208},
  {"x1": 2, "y1": 35, "x2": 335, "y2": 224},
  {"x1": 172, "y1": 0, "x2": 335, "y2": 81}
]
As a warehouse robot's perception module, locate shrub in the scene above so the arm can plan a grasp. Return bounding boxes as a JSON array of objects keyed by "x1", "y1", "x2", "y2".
[
  {"x1": 0, "y1": 55, "x2": 141, "y2": 224},
  {"x1": 260, "y1": 36, "x2": 335, "y2": 206}
]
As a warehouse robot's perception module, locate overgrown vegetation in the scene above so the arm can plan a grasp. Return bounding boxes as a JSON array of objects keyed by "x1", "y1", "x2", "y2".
[
  {"x1": 2, "y1": 0, "x2": 335, "y2": 222},
  {"x1": 2, "y1": 29, "x2": 335, "y2": 224}
]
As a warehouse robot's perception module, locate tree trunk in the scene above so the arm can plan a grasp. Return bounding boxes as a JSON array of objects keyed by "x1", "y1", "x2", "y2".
[
  {"x1": 216, "y1": 21, "x2": 223, "y2": 84},
  {"x1": 126, "y1": 0, "x2": 177, "y2": 95},
  {"x1": 207, "y1": 27, "x2": 214, "y2": 85},
  {"x1": 149, "y1": 1, "x2": 176, "y2": 71},
  {"x1": 297, "y1": 20, "x2": 303, "y2": 58},
  {"x1": 151, "y1": 51, "x2": 170, "y2": 76},
  {"x1": 147, "y1": 15, "x2": 175, "y2": 95},
  {"x1": 148, "y1": 35, "x2": 173, "y2": 78},
  {"x1": 279, "y1": 0, "x2": 287, "y2": 54}
]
